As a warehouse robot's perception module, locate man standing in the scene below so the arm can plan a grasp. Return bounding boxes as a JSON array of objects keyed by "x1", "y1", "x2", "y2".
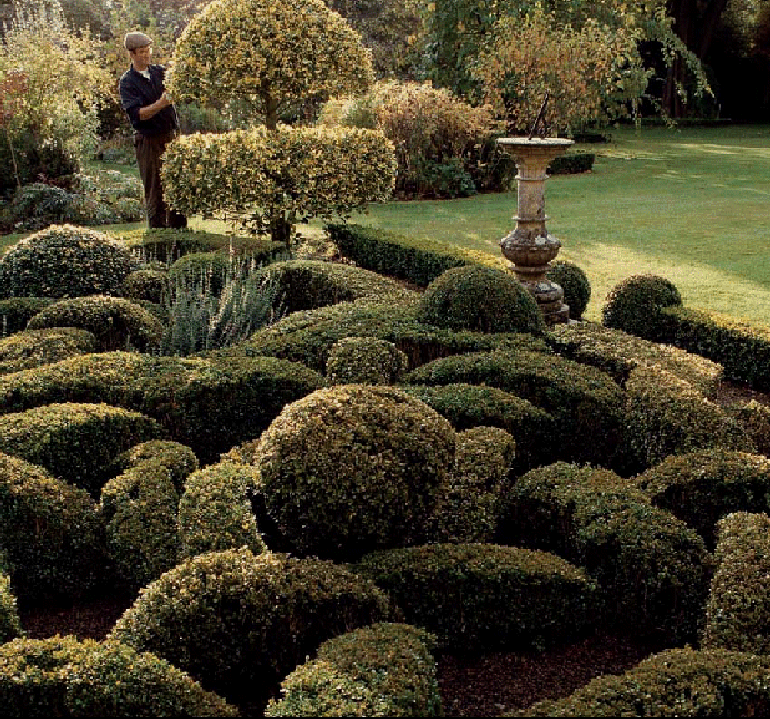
[{"x1": 119, "y1": 32, "x2": 186, "y2": 229}]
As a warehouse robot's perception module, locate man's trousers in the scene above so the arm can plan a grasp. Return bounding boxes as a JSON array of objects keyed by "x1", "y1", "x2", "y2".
[{"x1": 134, "y1": 131, "x2": 187, "y2": 229}]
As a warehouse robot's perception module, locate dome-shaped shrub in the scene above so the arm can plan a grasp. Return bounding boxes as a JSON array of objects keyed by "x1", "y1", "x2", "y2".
[
  {"x1": 602, "y1": 274, "x2": 682, "y2": 339},
  {"x1": 0, "y1": 636, "x2": 238, "y2": 716},
  {"x1": 26, "y1": 295, "x2": 165, "y2": 352},
  {"x1": 0, "y1": 297, "x2": 53, "y2": 335},
  {"x1": 546, "y1": 260, "x2": 591, "y2": 319},
  {"x1": 109, "y1": 548, "x2": 392, "y2": 702},
  {"x1": 0, "y1": 224, "x2": 136, "y2": 299},
  {"x1": 168, "y1": 251, "x2": 232, "y2": 296},
  {"x1": 122, "y1": 267, "x2": 171, "y2": 305},
  {"x1": 0, "y1": 327, "x2": 97, "y2": 375},
  {"x1": 251, "y1": 384, "x2": 456, "y2": 559},
  {"x1": 326, "y1": 336, "x2": 409, "y2": 385},
  {"x1": 415, "y1": 264, "x2": 545, "y2": 334}
]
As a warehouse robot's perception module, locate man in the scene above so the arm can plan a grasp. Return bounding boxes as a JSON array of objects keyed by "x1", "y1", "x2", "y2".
[{"x1": 119, "y1": 31, "x2": 186, "y2": 229}]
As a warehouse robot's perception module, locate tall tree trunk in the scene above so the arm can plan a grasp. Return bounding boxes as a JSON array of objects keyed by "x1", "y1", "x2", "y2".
[{"x1": 263, "y1": 92, "x2": 292, "y2": 251}]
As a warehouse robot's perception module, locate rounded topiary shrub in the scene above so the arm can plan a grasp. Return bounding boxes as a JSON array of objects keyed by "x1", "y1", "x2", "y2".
[
  {"x1": 122, "y1": 267, "x2": 171, "y2": 305},
  {"x1": 251, "y1": 384, "x2": 456, "y2": 559},
  {"x1": 355, "y1": 543, "x2": 596, "y2": 650},
  {"x1": 601, "y1": 274, "x2": 682, "y2": 340},
  {"x1": 26, "y1": 295, "x2": 165, "y2": 352},
  {"x1": 729, "y1": 400, "x2": 770, "y2": 456},
  {"x1": 0, "y1": 572, "x2": 23, "y2": 643},
  {"x1": 108, "y1": 548, "x2": 392, "y2": 703},
  {"x1": 326, "y1": 336, "x2": 409, "y2": 385},
  {"x1": 0, "y1": 452, "x2": 106, "y2": 601},
  {"x1": 0, "y1": 224, "x2": 137, "y2": 299},
  {"x1": 415, "y1": 264, "x2": 545, "y2": 334},
  {"x1": 0, "y1": 297, "x2": 53, "y2": 335},
  {"x1": 168, "y1": 251, "x2": 232, "y2": 296},
  {"x1": 546, "y1": 260, "x2": 591, "y2": 320},
  {"x1": 0, "y1": 637, "x2": 238, "y2": 716},
  {"x1": 0, "y1": 327, "x2": 97, "y2": 375}
]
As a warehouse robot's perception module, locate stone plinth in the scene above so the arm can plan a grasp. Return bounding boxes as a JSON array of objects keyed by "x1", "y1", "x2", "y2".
[{"x1": 496, "y1": 137, "x2": 574, "y2": 324}]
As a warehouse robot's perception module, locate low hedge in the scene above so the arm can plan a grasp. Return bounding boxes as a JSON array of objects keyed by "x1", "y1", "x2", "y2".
[
  {"x1": 547, "y1": 321, "x2": 723, "y2": 396},
  {"x1": 122, "y1": 267, "x2": 170, "y2": 305},
  {"x1": 500, "y1": 462, "x2": 710, "y2": 640},
  {"x1": 266, "y1": 623, "x2": 441, "y2": 717},
  {"x1": 658, "y1": 304, "x2": 770, "y2": 390},
  {"x1": 26, "y1": 295, "x2": 165, "y2": 353},
  {"x1": 0, "y1": 572, "x2": 23, "y2": 643},
  {"x1": 400, "y1": 349, "x2": 625, "y2": 467},
  {"x1": 601, "y1": 274, "x2": 682, "y2": 340},
  {"x1": 632, "y1": 449, "x2": 770, "y2": 549},
  {"x1": 107, "y1": 440, "x2": 200, "y2": 489},
  {"x1": 729, "y1": 400, "x2": 770, "y2": 456},
  {"x1": 109, "y1": 548, "x2": 393, "y2": 702},
  {"x1": 520, "y1": 648, "x2": 770, "y2": 717},
  {"x1": 99, "y1": 441, "x2": 199, "y2": 592},
  {"x1": 0, "y1": 636, "x2": 238, "y2": 716},
  {"x1": 620, "y1": 364, "x2": 753, "y2": 474},
  {"x1": 178, "y1": 462, "x2": 265, "y2": 559},
  {"x1": 0, "y1": 297, "x2": 53, "y2": 335},
  {"x1": 401, "y1": 383, "x2": 558, "y2": 474},
  {"x1": 0, "y1": 402, "x2": 163, "y2": 497},
  {"x1": 326, "y1": 336, "x2": 410, "y2": 385},
  {"x1": 0, "y1": 328, "x2": 97, "y2": 375},
  {"x1": 702, "y1": 512, "x2": 770, "y2": 654},
  {"x1": 0, "y1": 352, "x2": 326, "y2": 464},
  {"x1": 0, "y1": 452, "x2": 106, "y2": 601},
  {"x1": 354, "y1": 543, "x2": 596, "y2": 651},
  {"x1": 326, "y1": 222, "x2": 507, "y2": 287}
]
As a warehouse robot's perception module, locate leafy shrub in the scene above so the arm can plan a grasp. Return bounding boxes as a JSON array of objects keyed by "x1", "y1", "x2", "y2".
[
  {"x1": 729, "y1": 400, "x2": 770, "y2": 456},
  {"x1": 0, "y1": 328, "x2": 96, "y2": 375},
  {"x1": 109, "y1": 548, "x2": 392, "y2": 702},
  {"x1": 108, "y1": 440, "x2": 200, "y2": 490},
  {"x1": 326, "y1": 336, "x2": 409, "y2": 385},
  {"x1": 415, "y1": 264, "x2": 545, "y2": 335},
  {"x1": 178, "y1": 462, "x2": 265, "y2": 559},
  {"x1": 0, "y1": 636, "x2": 238, "y2": 716},
  {"x1": 2, "y1": 183, "x2": 77, "y2": 232},
  {"x1": 0, "y1": 225, "x2": 137, "y2": 300},
  {"x1": 703, "y1": 512, "x2": 770, "y2": 654},
  {"x1": 633, "y1": 449, "x2": 770, "y2": 549},
  {"x1": 0, "y1": 297, "x2": 53, "y2": 336},
  {"x1": 545, "y1": 261, "x2": 591, "y2": 319},
  {"x1": 601, "y1": 274, "x2": 682, "y2": 340},
  {"x1": 354, "y1": 543, "x2": 596, "y2": 651},
  {"x1": 523, "y1": 648, "x2": 770, "y2": 716},
  {"x1": 122, "y1": 268, "x2": 170, "y2": 305},
  {"x1": 401, "y1": 383, "x2": 558, "y2": 474},
  {"x1": 27, "y1": 295, "x2": 165, "y2": 352},
  {"x1": 400, "y1": 349, "x2": 625, "y2": 467},
  {"x1": 620, "y1": 364, "x2": 753, "y2": 474},
  {"x1": 266, "y1": 623, "x2": 442, "y2": 717},
  {"x1": 0, "y1": 572, "x2": 23, "y2": 643},
  {"x1": 0, "y1": 451, "x2": 105, "y2": 601},
  {"x1": 249, "y1": 384, "x2": 455, "y2": 560},
  {"x1": 168, "y1": 252, "x2": 232, "y2": 297},
  {"x1": 0, "y1": 402, "x2": 163, "y2": 497},
  {"x1": 0, "y1": 352, "x2": 326, "y2": 464}
]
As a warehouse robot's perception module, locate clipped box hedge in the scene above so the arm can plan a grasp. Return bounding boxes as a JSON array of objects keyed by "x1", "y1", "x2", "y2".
[
  {"x1": 0, "y1": 352, "x2": 326, "y2": 463},
  {"x1": 326, "y1": 336, "x2": 410, "y2": 385},
  {"x1": 0, "y1": 572, "x2": 23, "y2": 643},
  {"x1": 520, "y1": 647, "x2": 770, "y2": 717},
  {"x1": 0, "y1": 636, "x2": 238, "y2": 716},
  {"x1": 109, "y1": 548, "x2": 393, "y2": 703},
  {"x1": 0, "y1": 402, "x2": 163, "y2": 497},
  {"x1": 400, "y1": 348, "x2": 625, "y2": 467},
  {"x1": 266, "y1": 623, "x2": 442, "y2": 717},
  {"x1": 354, "y1": 543, "x2": 597, "y2": 651},
  {"x1": 0, "y1": 452, "x2": 106, "y2": 601},
  {"x1": 633, "y1": 449, "x2": 770, "y2": 549},
  {"x1": 0, "y1": 297, "x2": 53, "y2": 335},
  {"x1": 702, "y1": 512, "x2": 770, "y2": 654},
  {"x1": 0, "y1": 327, "x2": 97, "y2": 375},
  {"x1": 729, "y1": 400, "x2": 770, "y2": 456}
]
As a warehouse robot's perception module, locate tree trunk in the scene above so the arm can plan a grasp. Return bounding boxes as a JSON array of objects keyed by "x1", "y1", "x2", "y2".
[{"x1": 263, "y1": 92, "x2": 292, "y2": 251}]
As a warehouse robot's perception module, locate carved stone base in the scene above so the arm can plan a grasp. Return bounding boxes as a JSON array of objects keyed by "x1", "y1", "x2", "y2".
[{"x1": 519, "y1": 278, "x2": 570, "y2": 325}]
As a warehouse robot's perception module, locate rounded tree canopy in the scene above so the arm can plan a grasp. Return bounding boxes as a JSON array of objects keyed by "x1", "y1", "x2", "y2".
[{"x1": 168, "y1": 0, "x2": 374, "y2": 120}]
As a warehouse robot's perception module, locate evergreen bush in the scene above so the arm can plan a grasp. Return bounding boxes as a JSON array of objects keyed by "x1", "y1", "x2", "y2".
[
  {"x1": 326, "y1": 336, "x2": 410, "y2": 385},
  {"x1": 545, "y1": 260, "x2": 591, "y2": 319},
  {"x1": 0, "y1": 572, "x2": 23, "y2": 643},
  {"x1": 601, "y1": 274, "x2": 682, "y2": 339},
  {"x1": 0, "y1": 297, "x2": 53, "y2": 336},
  {"x1": 0, "y1": 328, "x2": 96, "y2": 375}
]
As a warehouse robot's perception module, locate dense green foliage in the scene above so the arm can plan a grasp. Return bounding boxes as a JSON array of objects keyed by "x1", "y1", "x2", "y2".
[{"x1": 601, "y1": 274, "x2": 683, "y2": 339}]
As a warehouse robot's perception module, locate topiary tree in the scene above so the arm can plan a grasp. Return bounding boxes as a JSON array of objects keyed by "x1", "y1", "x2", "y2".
[
  {"x1": 164, "y1": 0, "x2": 396, "y2": 246},
  {"x1": 601, "y1": 274, "x2": 682, "y2": 340},
  {"x1": 546, "y1": 260, "x2": 591, "y2": 320},
  {"x1": 326, "y1": 336, "x2": 410, "y2": 385}
]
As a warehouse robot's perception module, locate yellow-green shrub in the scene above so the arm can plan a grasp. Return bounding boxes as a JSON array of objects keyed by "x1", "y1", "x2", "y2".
[
  {"x1": 0, "y1": 452, "x2": 105, "y2": 601},
  {"x1": 0, "y1": 573, "x2": 23, "y2": 643},
  {"x1": 729, "y1": 400, "x2": 770, "y2": 456},
  {"x1": 0, "y1": 636, "x2": 238, "y2": 716},
  {"x1": 178, "y1": 462, "x2": 264, "y2": 559},
  {"x1": 354, "y1": 543, "x2": 596, "y2": 651},
  {"x1": 109, "y1": 548, "x2": 392, "y2": 702},
  {"x1": 249, "y1": 385, "x2": 455, "y2": 559},
  {"x1": 0, "y1": 297, "x2": 53, "y2": 335},
  {"x1": 122, "y1": 268, "x2": 170, "y2": 305},
  {"x1": 601, "y1": 274, "x2": 682, "y2": 340},
  {"x1": 0, "y1": 402, "x2": 163, "y2": 497},
  {"x1": 0, "y1": 327, "x2": 97, "y2": 375},
  {"x1": 168, "y1": 252, "x2": 232, "y2": 297},
  {"x1": 326, "y1": 336, "x2": 409, "y2": 385},
  {"x1": 26, "y1": 295, "x2": 164, "y2": 352},
  {"x1": 266, "y1": 623, "x2": 441, "y2": 717}
]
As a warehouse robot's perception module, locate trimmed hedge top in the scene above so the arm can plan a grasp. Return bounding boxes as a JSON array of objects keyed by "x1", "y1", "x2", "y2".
[{"x1": 0, "y1": 327, "x2": 97, "y2": 376}]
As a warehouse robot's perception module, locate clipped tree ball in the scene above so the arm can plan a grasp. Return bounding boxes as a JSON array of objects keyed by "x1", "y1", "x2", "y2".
[
  {"x1": 326, "y1": 336, "x2": 409, "y2": 385},
  {"x1": 602, "y1": 274, "x2": 682, "y2": 339},
  {"x1": 254, "y1": 384, "x2": 456, "y2": 559},
  {"x1": 0, "y1": 224, "x2": 136, "y2": 299},
  {"x1": 546, "y1": 260, "x2": 591, "y2": 320},
  {"x1": 416, "y1": 264, "x2": 545, "y2": 334}
]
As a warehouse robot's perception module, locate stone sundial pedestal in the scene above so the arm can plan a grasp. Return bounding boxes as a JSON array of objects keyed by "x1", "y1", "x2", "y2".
[{"x1": 496, "y1": 137, "x2": 574, "y2": 324}]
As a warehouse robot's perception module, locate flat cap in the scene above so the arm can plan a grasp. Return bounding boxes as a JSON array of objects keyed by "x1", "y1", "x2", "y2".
[{"x1": 124, "y1": 32, "x2": 152, "y2": 50}]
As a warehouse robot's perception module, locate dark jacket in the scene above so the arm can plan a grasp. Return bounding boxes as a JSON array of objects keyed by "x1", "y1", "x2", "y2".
[{"x1": 119, "y1": 63, "x2": 179, "y2": 136}]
